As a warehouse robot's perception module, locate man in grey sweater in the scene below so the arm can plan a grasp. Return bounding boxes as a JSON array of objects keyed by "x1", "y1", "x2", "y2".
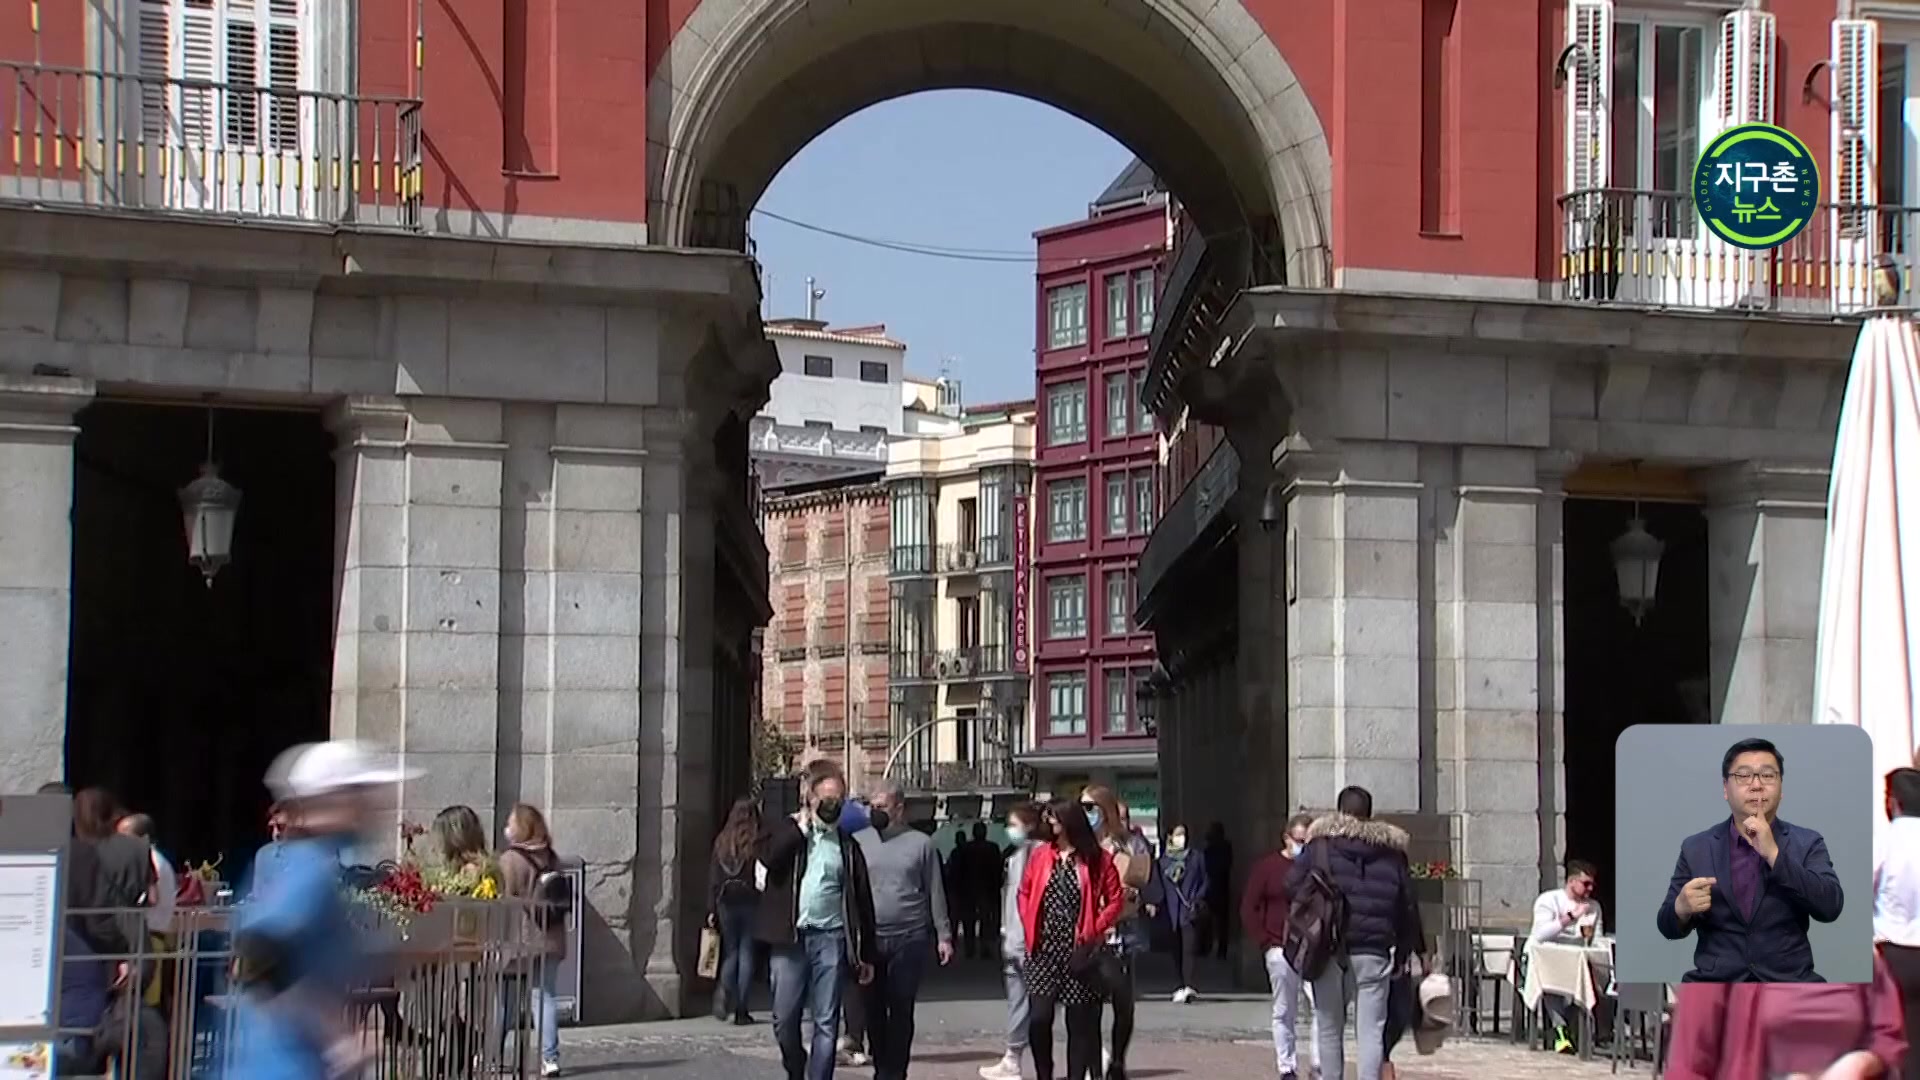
[{"x1": 853, "y1": 781, "x2": 954, "y2": 1080}]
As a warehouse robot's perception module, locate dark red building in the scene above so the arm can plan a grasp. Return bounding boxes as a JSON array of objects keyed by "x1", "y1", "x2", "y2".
[{"x1": 1022, "y1": 162, "x2": 1168, "y2": 830}]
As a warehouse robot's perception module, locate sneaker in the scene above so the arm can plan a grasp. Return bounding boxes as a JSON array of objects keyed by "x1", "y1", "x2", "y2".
[
  {"x1": 1553, "y1": 1025, "x2": 1575, "y2": 1054},
  {"x1": 846, "y1": 1051, "x2": 871, "y2": 1067},
  {"x1": 1179, "y1": 986, "x2": 1198, "y2": 1003},
  {"x1": 540, "y1": 1063, "x2": 562, "y2": 1078},
  {"x1": 979, "y1": 1053, "x2": 1023, "y2": 1080},
  {"x1": 731, "y1": 1012, "x2": 754, "y2": 1026}
]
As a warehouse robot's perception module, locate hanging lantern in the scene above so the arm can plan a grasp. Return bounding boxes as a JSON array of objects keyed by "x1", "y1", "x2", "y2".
[
  {"x1": 1610, "y1": 515, "x2": 1665, "y2": 625},
  {"x1": 179, "y1": 462, "x2": 242, "y2": 587}
]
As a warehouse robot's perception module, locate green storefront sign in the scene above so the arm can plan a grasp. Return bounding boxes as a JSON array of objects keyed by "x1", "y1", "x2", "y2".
[{"x1": 1117, "y1": 778, "x2": 1159, "y2": 820}]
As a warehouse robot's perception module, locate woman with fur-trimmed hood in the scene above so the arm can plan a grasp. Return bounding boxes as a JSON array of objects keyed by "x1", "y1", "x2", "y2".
[{"x1": 1286, "y1": 786, "x2": 1425, "y2": 1080}]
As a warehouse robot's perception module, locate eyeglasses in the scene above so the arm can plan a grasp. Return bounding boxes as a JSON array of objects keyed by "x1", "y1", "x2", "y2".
[
  {"x1": 1079, "y1": 802, "x2": 1099, "y2": 812},
  {"x1": 1727, "y1": 770, "x2": 1781, "y2": 786}
]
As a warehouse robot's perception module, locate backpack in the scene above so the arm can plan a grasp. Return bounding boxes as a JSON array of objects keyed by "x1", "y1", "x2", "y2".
[
  {"x1": 716, "y1": 854, "x2": 758, "y2": 905},
  {"x1": 1283, "y1": 840, "x2": 1347, "y2": 981},
  {"x1": 514, "y1": 847, "x2": 573, "y2": 930}
]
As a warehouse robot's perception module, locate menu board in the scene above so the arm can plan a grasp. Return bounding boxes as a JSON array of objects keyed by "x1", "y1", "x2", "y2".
[{"x1": 0, "y1": 854, "x2": 59, "y2": 1030}]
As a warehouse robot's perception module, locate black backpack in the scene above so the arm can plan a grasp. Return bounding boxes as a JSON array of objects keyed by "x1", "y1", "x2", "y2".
[
  {"x1": 716, "y1": 854, "x2": 758, "y2": 905},
  {"x1": 514, "y1": 848, "x2": 573, "y2": 930},
  {"x1": 1282, "y1": 840, "x2": 1347, "y2": 981}
]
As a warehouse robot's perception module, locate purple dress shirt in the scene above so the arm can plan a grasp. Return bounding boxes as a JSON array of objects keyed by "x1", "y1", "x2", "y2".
[{"x1": 1727, "y1": 818, "x2": 1763, "y2": 921}]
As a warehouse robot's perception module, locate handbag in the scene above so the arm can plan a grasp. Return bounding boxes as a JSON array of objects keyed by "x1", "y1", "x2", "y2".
[{"x1": 697, "y1": 925, "x2": 722, "y2": 980}]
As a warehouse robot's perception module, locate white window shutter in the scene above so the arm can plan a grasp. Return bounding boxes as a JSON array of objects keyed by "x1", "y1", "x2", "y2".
[
  {"x1": 1565, "y1": 0, "x2": 1614, "y2": 193},
  {"x1": 177, "y1": 2, "x2": 218, "y2": 143},
  {"x1": 1719, "y1": 7, "x2": 1777, "y2": 126},
  {"x1": 136, "y1": 0, "x2": 172, "y2": 139},
  {"x1": 1833, "y1": 19, "x2": 1880, "y2": 210}
]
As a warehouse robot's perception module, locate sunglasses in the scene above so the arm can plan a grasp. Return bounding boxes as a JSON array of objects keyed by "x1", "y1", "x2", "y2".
[{"x1": 1079, "y1": 802, "x2": 1099, "y2": 811}]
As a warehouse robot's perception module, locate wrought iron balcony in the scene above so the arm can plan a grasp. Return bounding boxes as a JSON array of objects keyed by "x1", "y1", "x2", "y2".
[
  {"x1": 890, "y1": 543, "x2": 934, "y2": 576},
  {"x1": 1556, "y1": 187, "x2": 1914, "y2": 314},
  {"x1": 895, "y1": 757, "x2": 1029, "y2": 795},
  {"x1": 2, "y1": 61, "x2": 422, "y2": 229}
]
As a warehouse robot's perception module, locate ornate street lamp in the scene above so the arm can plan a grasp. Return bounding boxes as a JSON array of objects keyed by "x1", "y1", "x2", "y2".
[
  {"x1": 1610, "y1": 508, "x2": 1664, "y2": 626},
  {"x1": 179, "y1": 409, "x2": 241, "y2": 588},
  {"x1": 1136, "y1": 665, "x2": 1167, "y2": 736}
]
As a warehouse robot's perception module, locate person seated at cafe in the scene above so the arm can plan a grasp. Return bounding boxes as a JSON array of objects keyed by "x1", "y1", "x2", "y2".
[{"x1": 1529, "y1": 859, "x2": 1610, "y2": 1054}]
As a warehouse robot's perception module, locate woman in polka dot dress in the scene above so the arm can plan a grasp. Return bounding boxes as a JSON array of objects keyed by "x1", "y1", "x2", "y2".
[{"x1": 1016, "y1": 799, "x2": 1123, "y2": 1080}]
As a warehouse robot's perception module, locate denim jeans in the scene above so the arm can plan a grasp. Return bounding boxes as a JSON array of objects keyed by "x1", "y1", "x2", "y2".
[
  {"x1": 1309, "y1": 951, "x2": 1391, "y2": 1080},
  {"x1": 771, "y1": 929, "x2": 847, "y2": 1080},
  {"x1": 718, "y1": 900, "x2": 760, "y2": 1016},
  {"x1": 864, "y1": 931, "x2": 932, "y2": 1080},
  {"x1": 499, "y1": 959, "x2": 561, "y2": 1067},
  {"x1": 1001, "y1": 954, "x2": 1030, "y2": 1054},
  {"x1": 1262, "y1": 946, "x2": 1303, "y2": 1075}
]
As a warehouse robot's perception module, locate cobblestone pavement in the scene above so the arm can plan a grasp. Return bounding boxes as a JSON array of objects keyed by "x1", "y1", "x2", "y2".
[{"x1": 552, "y1": 961, "x2": 1631, "y2": 1080}]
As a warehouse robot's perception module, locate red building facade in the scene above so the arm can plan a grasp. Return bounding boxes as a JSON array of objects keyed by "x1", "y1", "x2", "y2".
[{"x1": 1026, "y1": 167, "x2": 1168, "y2": 814}]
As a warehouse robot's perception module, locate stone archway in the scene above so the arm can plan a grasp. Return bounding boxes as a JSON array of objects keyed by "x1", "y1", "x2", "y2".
[{"x1": 648, "y1": 0, "x2": 1332, "y2": 286}]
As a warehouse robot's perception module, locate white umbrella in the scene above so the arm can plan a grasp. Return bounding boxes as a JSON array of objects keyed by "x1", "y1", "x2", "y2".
[{"x1": 1813, "y1": 313, "x2": 1920, "y2": 861}]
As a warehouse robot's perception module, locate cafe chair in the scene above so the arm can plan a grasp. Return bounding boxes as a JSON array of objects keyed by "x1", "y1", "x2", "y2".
[{"x1": 1468, "y1": 932, "x2": 1515, "y2": 1036}]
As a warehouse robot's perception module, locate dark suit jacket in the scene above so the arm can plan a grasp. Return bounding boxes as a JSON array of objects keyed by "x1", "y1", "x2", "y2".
[
  {"x1": 753, "y1": 817, "x2": 878, "y2": 970},
  {"x1": 1654, "y1": 815, "x2": 1843, "y2": 982}
]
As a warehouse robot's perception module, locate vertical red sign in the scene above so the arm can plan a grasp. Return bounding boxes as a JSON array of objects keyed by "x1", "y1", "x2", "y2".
[{"x1": 1012, "y1": 493, "x2": 1030, "y2": 673}]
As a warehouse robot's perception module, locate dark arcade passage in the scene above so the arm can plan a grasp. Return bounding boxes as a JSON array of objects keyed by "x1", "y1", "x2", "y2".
[
  {"x1": 1561, "y1": 496, "x2": 1711, "y2": 922},
  {"x1": 67, "y1": 401, "x2": 335, "y2": 874}
]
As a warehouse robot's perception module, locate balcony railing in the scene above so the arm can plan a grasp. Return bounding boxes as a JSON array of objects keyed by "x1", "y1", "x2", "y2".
[
  {"x1": 896, "y1": 757, "x2": 1026, "y2": 795},
  {"x1": 891, "y1": 650, "x2": 937, "y2": 681},
  {"x1": 891, "y1": 543, "x2": 933, "y2": 576},
  {"x1": 1557, "y1": 188, "x2": 1915, "y2": 315},
  {"x1": 2, "y1": 61, "x2": 422, "y2": 229}
]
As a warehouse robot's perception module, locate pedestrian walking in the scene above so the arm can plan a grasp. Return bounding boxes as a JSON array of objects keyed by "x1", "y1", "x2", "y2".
[
  {"x1": 1081, "y1": 786, "x2": 1154, "y2": 1080},
  {"x1": 498, "y1": 803, "x2": 569, "y2": 1077},
  {"x1": 757, "y1": 759, "x2": 878, "y2": 1080},
  {"x1": 709, "y1": 797, "x2": 764, "y2": 1026},
  {"x1": 1158, "y1": 823, "x2": 1210, "y2": 1004},
  {"x1": 852, "y1": 781, "x2": 954, "y2": 1080},
  {"x1": 1241, "y1": 813, "x2": 1313, "y2": 1080},
  {"x1": 1017, "y1": 799, "x2": 1123, "y2": 1080},
  {"x1": 1287, "y1": 787, "x2": 1424, "y2": 1080},
  {"x1": 981, "y1": 802, "x2": 1046, "y2": 1080}
]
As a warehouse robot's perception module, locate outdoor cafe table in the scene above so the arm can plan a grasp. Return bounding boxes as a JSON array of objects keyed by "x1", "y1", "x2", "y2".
[{"x1": 1514, "y1": 936, "x2": 1612, "y2": 1061}]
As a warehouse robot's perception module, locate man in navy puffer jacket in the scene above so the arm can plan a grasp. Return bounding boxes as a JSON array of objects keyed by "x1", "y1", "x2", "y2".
[{"x1": 1286, "y1": 786, "x2": 1424, "y2": 1080}]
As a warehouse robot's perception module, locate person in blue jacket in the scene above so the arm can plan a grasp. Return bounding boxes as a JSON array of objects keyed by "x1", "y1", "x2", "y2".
[{"x1": 1160, "y1": 823, "x2": 1212, "y2": 1003}]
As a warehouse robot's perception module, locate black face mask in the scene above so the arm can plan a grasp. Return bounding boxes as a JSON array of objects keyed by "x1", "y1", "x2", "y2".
[
  {"x1": 869, "y1": 808, "x2": 893, "y2": 834},
  {"x1": 814, "y1": 797, "x2": 844, "y2": 825}
]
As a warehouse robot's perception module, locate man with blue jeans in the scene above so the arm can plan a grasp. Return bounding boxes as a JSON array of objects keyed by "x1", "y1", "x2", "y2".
[
  {"x1": 1288, "y1": 786, "x2": 1425, "y2": 1080},
  {"x1": 854, "y1": 781, "x2": 953, "y2": 1080},
  {"x1": 757, "y1": 760, "x2": 878, "y2": 1080}
]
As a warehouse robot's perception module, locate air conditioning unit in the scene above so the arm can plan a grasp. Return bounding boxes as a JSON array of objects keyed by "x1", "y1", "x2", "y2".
[
  {"x1": 955, "y1": 549, "x2": 977, "y2": 570},
  {"x1": 935, "y1": 657, "x2": 955, "y2": 678},
  {"x1": 951, "y1": 654, "x2": 975, "y2": 677}
]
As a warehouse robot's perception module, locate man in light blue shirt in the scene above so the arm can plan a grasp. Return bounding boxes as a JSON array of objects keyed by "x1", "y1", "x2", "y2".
[{"x1": 756, "y1": 760, "x2": 877, "y2": 1080}]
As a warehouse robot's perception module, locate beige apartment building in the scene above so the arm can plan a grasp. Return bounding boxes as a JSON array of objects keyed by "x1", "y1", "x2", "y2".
[{"x1": 885, "y1": 399, "x2": 1037, "y2": 800}]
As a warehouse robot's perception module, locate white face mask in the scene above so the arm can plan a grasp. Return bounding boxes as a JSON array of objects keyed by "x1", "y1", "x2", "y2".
[
  {"x1": 1287, "y1": 840, "x2": 1304, "y2": 857},
  {"x1": 1006, "y1": 825, "x2": 1029, "y2": 845}
]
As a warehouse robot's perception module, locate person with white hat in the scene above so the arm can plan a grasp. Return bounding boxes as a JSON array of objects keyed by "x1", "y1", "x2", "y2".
[{"x1": 225, "y1": 740, "x2": 417, "y2": 1080}]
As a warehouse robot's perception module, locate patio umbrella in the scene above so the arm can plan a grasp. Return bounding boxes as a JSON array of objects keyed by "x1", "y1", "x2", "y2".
[{"x1": 1813, "y1": 313, "x2": 1920, "y2": 861}]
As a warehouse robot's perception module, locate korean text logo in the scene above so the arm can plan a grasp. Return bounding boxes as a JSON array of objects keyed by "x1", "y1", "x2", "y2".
[{"x1": 1692, "y1": 123, "x2": 1819, "y2": 251}]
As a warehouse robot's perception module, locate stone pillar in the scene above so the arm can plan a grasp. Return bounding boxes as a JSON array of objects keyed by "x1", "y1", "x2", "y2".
[
  {"x1": 0, "y1": 375, "x2": 93, "y2": 793},
  {"x1": 1279, "y1": 437, "x2": 1424, "y2": 812},
  {"x1": 326, "y1": 397, "x2": 505, "y2": 841},
  {"x1": 1703, "y1": 463, "x2": 1828, "y2": 726},
  {"x1": 496, "y1": 401, "x2": 651, "y2": 1019},
  {"x1": 1431, "y1": 447, "x2": 1567, "y2": 917}
]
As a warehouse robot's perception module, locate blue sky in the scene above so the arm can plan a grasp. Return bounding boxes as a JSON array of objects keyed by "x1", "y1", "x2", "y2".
[{"x1": 754, "y1": 90, "x2": 1133, "y2": 405}]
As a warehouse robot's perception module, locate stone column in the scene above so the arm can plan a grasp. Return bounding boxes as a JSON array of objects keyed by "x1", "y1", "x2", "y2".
[
  {"x1": 1431, "y1": 447, "x2": 1567, "y2": 917},
  {"x1": 0, "y1": 375, "x2": 93, "y2": 793},
  {"x1": 1279, "y1": 437, "x2": 1424, "y2": 812},
  {"x1": 1703, "y1": 462, "x2": 1828, "y2": 726},
  {"x1": 497, "y1": 401, "x2": 650, "y2": 1019},
  {"x1": 326, "y1": 397, "x2": 505, "y2": 841}
]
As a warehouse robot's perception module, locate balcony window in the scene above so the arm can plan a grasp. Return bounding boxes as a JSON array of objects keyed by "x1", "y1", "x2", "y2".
[
  {"x1": 1105, "y1": 472, "x2": 1128, "y2": 537},
  {"x1": 1132, "y1": 369, "x2": 1154, "y2": 435},
  {"x1": 1104, "y1": 668, "x2": 1132, "y2": 734},
  {"x1": 890, "y1": 479, "x2": 932, "y2": 573},
  {"x1": 1608, "y1": 18, "x2": 1706, "y2": 238},
  {"x1": 978, "y1": 469, "x2": 1006, "y2": 559},
  {"x1": 1105, "y1": 571, "x2": 1130, "y2": 636},
  {"x1": 1104, "y1": 274, "x2": 1129, "y2": 340},
  {"x1": 1133, "y1": 269, "x2": 1156, "y2": 335},
  {"x1": 1133, "y1": 470, "x2": 1156, "y2": 534},
  {"x1": 1048, "y1": 477, "x2": 1087, "y2": 542},
  {"x1": 1046, "y1": 380, "x2": 1087, "y2": 445},
  {"x1": 1047, "y1": 671, "x2": 1088, "y2": 736},
  {"x1": 139, "y1": 0, "x2": 309, "y2": 153},
  {"x1": 859, "y1": 360, "x2": 889, "y2": 384},
  {"x1": 1047, "y1": 283, "x2": 1089, "y2": 349},
  {"x1": 803, "y1": 354, "x2": 834, "y2": 377},
  {"x1": 1048, "y1": 574, "x2": 1087, "y2": 639},
  {"x1": 1105, "y1": 372, "x2": 1131, "y2": 438}
]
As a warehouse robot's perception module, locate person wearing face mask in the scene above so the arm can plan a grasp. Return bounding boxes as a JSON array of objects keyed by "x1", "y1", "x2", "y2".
[
  {"x1": 850, "y1": 781, "x2": 953, "y2": 1080},
  {"x1": 1081, "y1": 785, "x2": 1152, "y2": 1080},
  {"x1": 981, "y1": 802, "x2": 1048, "y2": 1080},
  {"x1": 757, "y1": 759, "x2": 879, "y2": 1080},
  {"x1": 1159, "y1": 824, "x2": 1211, "y2": 1004},
  {"x1": 1242, "y1": 813, "x2": 1314, "y2": 1080}
]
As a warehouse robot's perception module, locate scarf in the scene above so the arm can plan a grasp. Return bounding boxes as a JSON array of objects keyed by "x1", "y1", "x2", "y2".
[{"x1": 1164, "y1": 847, "x2": 1190, "y2": 882}]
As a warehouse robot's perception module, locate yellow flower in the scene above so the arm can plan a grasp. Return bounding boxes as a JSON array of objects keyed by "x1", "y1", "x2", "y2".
[{"x1": 474, "y1": 876, "x2": 498, "y2": 900}]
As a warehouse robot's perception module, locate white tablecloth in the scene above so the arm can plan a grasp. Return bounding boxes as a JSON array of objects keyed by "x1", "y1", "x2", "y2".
[{"x1": 1516, "y1": 938, "x2": 1611, "y2": 1011}]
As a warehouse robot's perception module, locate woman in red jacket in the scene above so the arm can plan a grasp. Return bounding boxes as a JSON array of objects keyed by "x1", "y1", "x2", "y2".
[
  {"x1": 1018, "y1": 799, "x2": 1124, "y2": 1080},
  {"x1": 1664, "y1": 947, "x2": 1906, "y2": 1079}
]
